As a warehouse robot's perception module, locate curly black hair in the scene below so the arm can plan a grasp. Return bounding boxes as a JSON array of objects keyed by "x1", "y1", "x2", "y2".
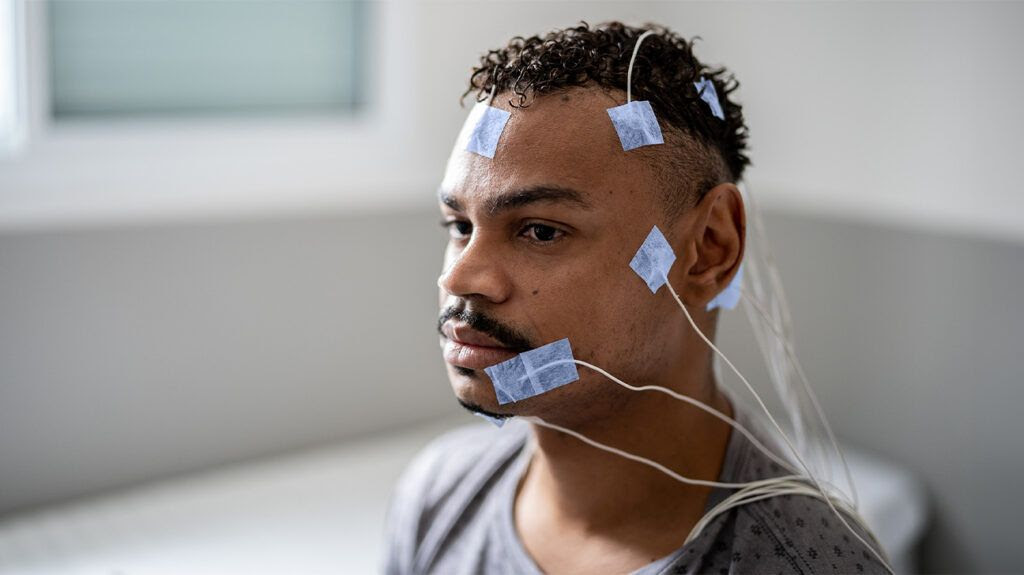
[{"x1": 463, "y1": 21, "x2": 750, "y2": 217}]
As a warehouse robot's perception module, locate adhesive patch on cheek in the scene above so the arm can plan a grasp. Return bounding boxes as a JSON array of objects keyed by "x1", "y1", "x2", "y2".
[
  {"x1": 694, "y1": 77, "x2": 725, "y2": 120},
  {"x1": 607, "y1": 100, "x2": 664, "y2": 151},
  {"x1": 473, "y1": 413, "x2": 508, "y2": 428},
  {"x1": 484, "y1": 338, "x2": 580, "y2": 405},
  {"x1": 463, "y1": 101, "x2": 511, "y2": 159},
  {"x1": 706, "y1": 263, "x2": 744, "y2": 311},
  {"x1": 630, "y1": 225, "x2": 677, "y2": 294}
]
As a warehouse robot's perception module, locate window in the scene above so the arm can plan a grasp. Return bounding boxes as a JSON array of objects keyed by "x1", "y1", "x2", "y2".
[
  {"x1": 0, "y1": 0, "x2": 26, "y2": 153},
  {"x1": 47, "y1": 0, "x2": 366, "y2": 119},
  {"x1": 0, "y1": 0, "x2": 420, "y2": 229}
]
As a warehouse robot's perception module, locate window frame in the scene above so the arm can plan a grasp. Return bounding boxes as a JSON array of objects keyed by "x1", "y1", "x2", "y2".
[
  {"x1": 0, "y1": 0, "x2": 424, "y2": 230},
  {"x1": 0, "y1": 0, "x2": 27, "y2": 155}
]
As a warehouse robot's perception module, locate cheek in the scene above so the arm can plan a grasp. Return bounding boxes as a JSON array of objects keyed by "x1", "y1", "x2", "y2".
[{"x1": 534, "y1": 265, "x2": 657, "y2": 366}]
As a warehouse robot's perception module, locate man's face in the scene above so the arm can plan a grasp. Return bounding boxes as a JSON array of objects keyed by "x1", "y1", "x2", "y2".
[{"x1": 437, "y1": 88, "x2": 693, "y2": 426}]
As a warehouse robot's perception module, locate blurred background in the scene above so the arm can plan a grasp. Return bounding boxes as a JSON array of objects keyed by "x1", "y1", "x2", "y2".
[{"x1": 1, "y1": 1, "x2": 1022, "y2": 573}]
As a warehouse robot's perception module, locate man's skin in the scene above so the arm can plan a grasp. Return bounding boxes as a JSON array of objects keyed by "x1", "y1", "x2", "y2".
[{"x1": 436, "y1": 86, "x2": 746, "y2": 574}]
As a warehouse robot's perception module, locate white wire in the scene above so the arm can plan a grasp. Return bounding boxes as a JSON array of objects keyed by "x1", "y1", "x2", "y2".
[
  {"x1": 567, "y1": 358, "x2": 799, "y2": 475},
  {"x1": 685, "y1": 479, "x2": 856, "y2": 546},
  {"x1": 687, "y1": 481, "x2": 817, "y2": 542},
  {"x1": 664, "y1": 277, "x2": 893, "y2": 573},
  {"x1": 739, "y1": 182, "x2": 849, "y2": 506},
  {"x1": 626, "y1": 30, "x2": 656, "y2": 104},
  {"x1": 741, "y1": 290, "x2": 844, "y2": 506},
  {"x1": 526, "y1": 414, "x2": 855, "y2": 552},
  {"x1": 524, "y1": 415, "x2": 803, "y2": 490},
  {"x1": 533, "y1": 357, "x2": 850, "y2": 497},
  {"x1": 741, "y1": 290, "x2": 860, "y2": 509}
]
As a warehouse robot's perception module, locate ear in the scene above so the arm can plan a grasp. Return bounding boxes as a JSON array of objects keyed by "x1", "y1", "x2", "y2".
[{"x1": 671, "y1": 183, "x2": 745, "y2": 307}]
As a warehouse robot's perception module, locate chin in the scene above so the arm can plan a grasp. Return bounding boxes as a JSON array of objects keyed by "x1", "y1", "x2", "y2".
[{"x1": 448, "y1": 366, "x2": 503, "y2": 410}]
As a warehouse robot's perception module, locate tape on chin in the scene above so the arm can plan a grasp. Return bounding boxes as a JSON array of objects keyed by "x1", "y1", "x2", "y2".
[
  {"x1": 706, "y1": 263, "x2": 744, "y2": 311},
  {"x1": 484, "y1": 338, "x2": 580, "y2": 405},
  {"x1": 630, "y1": 225, "x2": 677, "y2": 293},
  {"x1": 473, "y1": 413, "x2": 508, "y2": 428},
  {"x1": 607, "y1": 100, "x2": 664, "y2": 151},
  {"x1": 463, "y1": 100, "x2": 511, "y2": 159}
]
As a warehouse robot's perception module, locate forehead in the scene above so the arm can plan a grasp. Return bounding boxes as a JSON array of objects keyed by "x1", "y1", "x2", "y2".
[{"x1": 440, "y1": 87, "x2": 660, "y2": 209}]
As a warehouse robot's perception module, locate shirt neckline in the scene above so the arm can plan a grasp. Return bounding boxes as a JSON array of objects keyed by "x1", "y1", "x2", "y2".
[{"x1": 496, "y1": 409, "x2": 754, "y2": 575}]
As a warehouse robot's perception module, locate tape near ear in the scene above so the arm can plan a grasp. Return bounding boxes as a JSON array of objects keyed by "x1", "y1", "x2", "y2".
[
  {"x1": 630, "y1": 225, "x2": 677, "y2": 293},
  {"x1": 707, "y1": 263, "x2": 743, "y2": 311}
]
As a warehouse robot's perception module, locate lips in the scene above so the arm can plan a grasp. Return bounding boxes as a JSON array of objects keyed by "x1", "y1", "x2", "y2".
[{"x1": 442, "y1": 322, "x2": 519, "y2": 370}]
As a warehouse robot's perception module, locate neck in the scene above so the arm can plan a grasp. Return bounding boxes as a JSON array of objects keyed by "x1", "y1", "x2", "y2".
[{"x1": 516, "y1": 359, "x2": 734, "y2": 536}]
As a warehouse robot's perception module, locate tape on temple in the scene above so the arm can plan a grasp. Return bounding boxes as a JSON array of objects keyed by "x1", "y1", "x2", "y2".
[
  {"x1": 484, "y1": 338, "x2": 580, "y2": 405},
  {"x1": 694, "y1": 76, "x2": 725, "y2": 120},
  {"x1": 630, "y1": 225, "x2": 677, "y2": 294}
]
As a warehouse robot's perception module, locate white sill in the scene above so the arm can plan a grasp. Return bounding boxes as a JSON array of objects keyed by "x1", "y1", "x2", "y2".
[{"x1": 0, "y1": 112, "x2": 439, "y2": 231}]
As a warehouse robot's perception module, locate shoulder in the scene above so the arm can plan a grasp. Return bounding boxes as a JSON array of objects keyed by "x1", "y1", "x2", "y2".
[
  {"x1": 701, "y1": 410, "x2": 891, "y2": 574},
  {"x1": 728, "y1": 494, "x2": 891, "y2": 575},
  {"x1": 382, "y1": 418, "x2": 529, "y2": 574},
  {"x1": 392, "y1": 418, "x2": 528, "y2": 510}
]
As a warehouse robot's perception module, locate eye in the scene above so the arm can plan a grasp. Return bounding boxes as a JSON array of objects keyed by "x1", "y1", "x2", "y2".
[
  {"x1": 521, "y1": 223, "x2": 564, "y2": 244},
  {"x1": 441, "y1": 219, "x2": 473, "y2": 239}
]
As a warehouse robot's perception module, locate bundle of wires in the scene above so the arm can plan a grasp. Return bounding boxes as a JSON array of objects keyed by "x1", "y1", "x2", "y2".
[
  {"x1": 526, "y1": 182, "x2": 891, "y2": 572},
  {"x1": 737, "y1": 181, "x2": 858, "y2": 511}
]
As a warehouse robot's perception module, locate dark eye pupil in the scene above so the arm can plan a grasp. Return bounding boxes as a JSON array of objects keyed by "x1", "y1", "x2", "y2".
[
  {"x1": 533, "y1": 225, "x2": 556, "y2": 241},
  {"x1": 455, "y1": 221, "x2": 472, "y2": 235}
]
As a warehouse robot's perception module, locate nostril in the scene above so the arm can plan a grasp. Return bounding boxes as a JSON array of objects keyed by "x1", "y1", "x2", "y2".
[
  {"x1": 436, "y1": 248, "x2": 510, "y2": 303},
  {"x1": 437, "y1": 262, "x2": 455, "y2": 290}
]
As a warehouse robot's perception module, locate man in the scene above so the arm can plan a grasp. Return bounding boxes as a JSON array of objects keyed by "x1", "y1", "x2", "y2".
[{"x1": 384, "y1": 22, "x2": 888, "y2": 574}]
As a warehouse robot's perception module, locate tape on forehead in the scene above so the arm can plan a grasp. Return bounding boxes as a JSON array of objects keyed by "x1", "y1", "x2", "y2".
[
  {"x1": 484, "y1": 338, "x2": 580, "y2": 405},
  {"x1": 707, "y1": 262, "x2": 743, "y2": 311},
  {"x1": 630, "y1": 225, "x2": 677, "y2": 293},
  {"x1": 607, "y1": 100, "x2": 664, "y2": 151},
  {"x1": 462, "y1": 100, "x2": 511, "y2": 159}
]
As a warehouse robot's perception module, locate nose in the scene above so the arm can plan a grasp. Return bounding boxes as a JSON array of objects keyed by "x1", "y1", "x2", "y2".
[{"x1": 437, "y1": 238, "x2": 512, "y2": 303}]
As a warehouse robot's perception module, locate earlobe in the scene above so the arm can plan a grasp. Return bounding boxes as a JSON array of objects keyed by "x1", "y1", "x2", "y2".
[{"x1": 675, "y1": 183, "x2": 745, "y2": 307}]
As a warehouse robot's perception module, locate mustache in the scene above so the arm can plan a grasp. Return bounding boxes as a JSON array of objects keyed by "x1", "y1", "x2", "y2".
[{"x1": 437, "y1": 305, "x2": 536, "y2": 353}]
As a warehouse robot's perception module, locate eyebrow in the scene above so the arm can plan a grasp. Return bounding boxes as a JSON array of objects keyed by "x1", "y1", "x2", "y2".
[{"x1": 438, "y1": 185, "x2": 593, "y2": 215}]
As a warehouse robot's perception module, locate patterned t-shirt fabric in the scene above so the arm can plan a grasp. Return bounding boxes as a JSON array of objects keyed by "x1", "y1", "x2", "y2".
[{"x1": 382, "y1": 410, "x2": 890, "y2": 574}]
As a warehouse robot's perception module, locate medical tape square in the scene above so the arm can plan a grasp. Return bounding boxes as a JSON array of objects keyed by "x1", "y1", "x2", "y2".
[
  {"x1": 607, "y1": 100, "x2": 664, "y2": 151},
  {"x1": 473, "y1": 412, "x2": 507, "y2": 428},
  {"x1": 707, "y1": 262, "x2": 743, "y2": 311},
  {"x1": 694, "y1": 77, "x2": 725, "y2": 120},
  {"x1": 484, "y1": 338, "x2": 580, "y2": 405},
  {"x1": 464, "y1": 101, "x2": 511, "y2": 159},
  {"x1": 483, "y1": 357, "x2": 523, "y2": 405},
  {"x1": 630, "y1": 225, "x2": 677, "y2": 294}
]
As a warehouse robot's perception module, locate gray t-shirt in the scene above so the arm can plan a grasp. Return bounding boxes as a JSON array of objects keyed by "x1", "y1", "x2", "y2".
[{"x1": 382, "y1": 411, "x2": 889, "y2": 574}]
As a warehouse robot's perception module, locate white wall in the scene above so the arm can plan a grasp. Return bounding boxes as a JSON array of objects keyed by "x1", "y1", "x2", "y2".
[
  {"x1": 0, "y1": 210, "x2": 452, "y2": 516},
  {"x1": 412, "y1": 1, "x2": 1024, "y2": 242},
  {"x1": 2, "y1": 2, "x2": 1023, "y2": 240}
]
